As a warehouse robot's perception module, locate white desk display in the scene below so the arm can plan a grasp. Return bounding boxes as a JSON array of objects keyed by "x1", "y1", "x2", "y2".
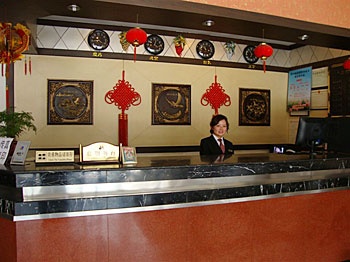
[
  {"x1": 0, "y1": 137, "x2": 14, "y2": 165},
  {"x1": 10, "y1": 141, "x2": 31, "y2": 165}
]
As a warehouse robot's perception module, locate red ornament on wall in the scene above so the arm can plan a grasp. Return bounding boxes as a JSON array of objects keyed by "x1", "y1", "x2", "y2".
[
  {"x1": 126, "y1": 27, "x2": 147, "y2": 61},
  {"x1": 343, "y1": 57, "x2": 350, "y2": 70},
  {"x1": 173, "y1": 35, "x2": 186, "y2": 57},
  {"x1": 201, "y1": 75, "x2": 231, "y2": 115},
  {"x1": 0, "y1": 23, "x2": 31, "y2": 78},
  {"x1": 254, "y1": 43, "x2": 273, "y2": 73}
]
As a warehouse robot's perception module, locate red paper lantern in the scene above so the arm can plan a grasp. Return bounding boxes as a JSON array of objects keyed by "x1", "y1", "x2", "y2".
[
  {"x1": 343, "y1": 57, "x2": 350, "y2": 70},
  {"x1": 126, "y1": 27, "x2": 147, "y2": 61},
  {"x1": 254, "y1": 43, "x2": 273, "y2": 73}
]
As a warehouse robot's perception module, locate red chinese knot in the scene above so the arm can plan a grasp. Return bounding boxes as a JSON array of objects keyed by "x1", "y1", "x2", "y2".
[
  {"x1": 201, "y1": 75, "x2": 231, "y2": 115},
  {"x1": 105, "y1": 70, "x2": 141, "y2": 114}
]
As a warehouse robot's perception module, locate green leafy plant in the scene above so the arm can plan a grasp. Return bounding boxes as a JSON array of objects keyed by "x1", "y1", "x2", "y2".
[{"x1": 0, "y1": 110, "x2": 37, "y2": 138}]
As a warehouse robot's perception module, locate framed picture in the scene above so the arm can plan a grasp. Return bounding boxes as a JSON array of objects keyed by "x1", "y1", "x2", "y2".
[
  {"x1": 121, "y1": 146, "x2": 137, "y2": 164},
  {"x1": 239, "y1": 88, "x2": 270, "y2": 126},
  {"x1": 152, "y1": 83, "x2": 191, "y2": 125},
  {"x1": 48, "y1": 79, "x2": 93, "y2": 124}
]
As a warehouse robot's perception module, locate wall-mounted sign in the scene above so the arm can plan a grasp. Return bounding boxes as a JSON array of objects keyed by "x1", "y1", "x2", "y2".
[{"x1": 287, "y1": 66, "x2": 312, "y2": 116}]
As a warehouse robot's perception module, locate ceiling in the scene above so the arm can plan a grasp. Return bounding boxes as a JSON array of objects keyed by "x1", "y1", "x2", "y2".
[{"x1": 2, "y1": 0, "x2": 350, "y2": 51}]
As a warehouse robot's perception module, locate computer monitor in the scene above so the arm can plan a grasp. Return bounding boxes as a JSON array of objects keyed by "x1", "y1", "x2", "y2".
[{"x1": 295, "y1": 116, "x2": 328, "y2": 155}]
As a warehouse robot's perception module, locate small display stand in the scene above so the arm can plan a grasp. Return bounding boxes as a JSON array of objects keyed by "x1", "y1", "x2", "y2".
[
  {"x1": 10, "y1": 141, "x2": 31, "y2": 165},
  {"x1": 121, "y1": 146, "x2": 137, "y2": 165}
]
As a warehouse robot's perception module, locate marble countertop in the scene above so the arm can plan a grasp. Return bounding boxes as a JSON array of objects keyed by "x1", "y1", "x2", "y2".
[{"x1": 0, "y1": 153, "x2": 349, "y2": 221}]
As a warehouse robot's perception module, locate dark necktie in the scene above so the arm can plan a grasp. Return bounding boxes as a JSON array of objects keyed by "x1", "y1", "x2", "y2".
[{"x1": 218, "y1": 138, "x2": 225, "y2": 154}]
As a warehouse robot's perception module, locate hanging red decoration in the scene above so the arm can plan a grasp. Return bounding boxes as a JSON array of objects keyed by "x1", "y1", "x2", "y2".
[
  {"x1": 201, "y1": 74, "x2": 231, "y2": 115},
  {"x1": 29, "y1": 56, "x2": 32, "y2": 75},
  {"x1": 173, "y1": 35, "x2": 186, "y2": 57},
  {"x1": 254, "y1": 43, "x2": 273, "y2": 73},
  {"x1": 125, "y1": 27, "x2": 147, "y2": 62},
  {"x1": 105, "y1": 70, "x2": 141, "y2": 145},
  {"x1": 343, "y1": 57, "x2": 350, "y2": 70},
  {"x1": 0, "y1": 23, "x2": 31, "y2": 78}
]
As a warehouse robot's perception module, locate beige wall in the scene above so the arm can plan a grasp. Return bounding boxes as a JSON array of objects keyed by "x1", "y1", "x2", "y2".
[{"x1": 14, "y1": 55, "x2": 289, "y2": 148}]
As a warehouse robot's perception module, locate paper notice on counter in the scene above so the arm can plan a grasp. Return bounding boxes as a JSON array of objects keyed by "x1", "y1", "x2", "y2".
[{"x1": 0, "y1": 137, "x2": 14, "y2": 165}]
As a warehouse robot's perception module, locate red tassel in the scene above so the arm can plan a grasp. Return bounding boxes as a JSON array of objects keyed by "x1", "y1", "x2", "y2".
[
  {"x1": 1, "y1": 64, "x2": 3, "y2": 77},
  {"x1": 5, "y1": 63, "x2": 9, "y2": 79},
  {"x1": 6, "y1": 85, "x2": 9, "y2": 109},
  {"x1": 263, "y1": 61, "x2": 266, "y2": 73},
  {"x1": 25, "y1": 57, "x2": 27, "y2": 75},
  {"x1": 133, "y1": 47, "x2": 136, "y2": 62},
  {"x1": 29, "y1": 57, "x2": 32, "y2": 75}
]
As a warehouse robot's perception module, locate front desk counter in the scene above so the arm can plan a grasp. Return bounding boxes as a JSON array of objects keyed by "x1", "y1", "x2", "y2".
[{"x1": 0, "y1": 153, "x2": 349, "y2": 261}]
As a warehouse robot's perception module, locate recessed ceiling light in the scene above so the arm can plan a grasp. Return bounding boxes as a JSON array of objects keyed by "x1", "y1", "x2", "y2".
[
  {"x1": 298, "y1": 34, "x2": 309, "y2": 41},
  {"x1": 67, "y1": 4, "x2": 80, "y2": 12},
  {"x1": 202, "y1": 20, "x2": 215, "y2": 27}
]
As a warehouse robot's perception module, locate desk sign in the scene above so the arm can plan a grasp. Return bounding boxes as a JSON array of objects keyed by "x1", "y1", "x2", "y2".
[
  {"x1": 35, "y1": 150, "x2": 75, "y2": 164},
  {"x1": 10, "y1": 141, "x2": 31, "y2": 165},
  {"x1": 79, "y1": 142, "x2": 119, "y2": 163}
]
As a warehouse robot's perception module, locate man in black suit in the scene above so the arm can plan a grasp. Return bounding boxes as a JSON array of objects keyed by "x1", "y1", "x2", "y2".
[{"x1": 200, "y1": 114, "x2": 234, "y2": 155}]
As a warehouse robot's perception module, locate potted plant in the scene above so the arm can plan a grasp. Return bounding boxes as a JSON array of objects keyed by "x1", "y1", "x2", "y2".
[{"x1": 0, "y1": 109, "x2": 37, "y2": 139}]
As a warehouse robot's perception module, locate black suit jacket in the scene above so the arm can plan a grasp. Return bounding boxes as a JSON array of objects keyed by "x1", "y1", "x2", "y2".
[{"x1": 200, "y1": 135, "x2": 234, "y2": 155}]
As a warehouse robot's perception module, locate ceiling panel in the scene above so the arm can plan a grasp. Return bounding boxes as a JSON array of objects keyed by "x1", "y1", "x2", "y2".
[{"x1": 1, "y1": 0, "x2": 349, "y2": 51}]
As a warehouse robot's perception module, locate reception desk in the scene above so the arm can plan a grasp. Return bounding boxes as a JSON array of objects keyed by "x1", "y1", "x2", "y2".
[{"x1": 0, "y1": 153, "x2": 349, "y2": 261}]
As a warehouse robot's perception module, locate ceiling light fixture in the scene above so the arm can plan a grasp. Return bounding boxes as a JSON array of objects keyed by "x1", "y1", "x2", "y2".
[
  {"x1": 202, "y1": 20, "x2": 215, "y2": 27},
  {"x1": 298, "y1": 34, "x2": 309, "y2": 41},
  {"x1": 67, "y1": 4, "x2": 80, "y2": 12}
]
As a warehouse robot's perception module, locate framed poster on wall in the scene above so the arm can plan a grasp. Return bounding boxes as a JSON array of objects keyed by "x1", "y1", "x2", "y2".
[
  {"x1": 287, "y1": 67, "x2": 312, "y2": 116},
  {"x1": 48, "y1": 79, "x2": 93, "y2": 125},
  {"x1": 239, "y1": 88, "x2": 270, "y2": 126},
  {"x1": 152, "y1": 83, "x2": 191, "y2": 125}
]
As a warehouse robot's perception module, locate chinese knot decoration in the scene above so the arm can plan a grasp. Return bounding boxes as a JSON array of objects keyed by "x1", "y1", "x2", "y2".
[
  {"x1": 105, "y1": 70, "x2": 141, "y2": 146},
  {"x1": 254, "y1": 42, "x2": 273, "y2": 73},
  {"x1": 343, "y1": 57, "x2": 350, "y2": 70},
  {"x1": 105, "y1": 70, "x2": 141, "y2": 114},
  {"x1": 201, "y1": 75, "x2": 231, "y2": 115},
  {"x1": 126, "y1": 27, "x2": 147, "y2": 62},
  {"x1": 0, "y1": 23, "x2": 31, "y2": 78}
]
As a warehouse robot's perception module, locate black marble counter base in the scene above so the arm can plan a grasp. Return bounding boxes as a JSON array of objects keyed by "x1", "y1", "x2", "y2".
[{"x1": 1, "y1": 153, "x2": 350, "y2": 220}]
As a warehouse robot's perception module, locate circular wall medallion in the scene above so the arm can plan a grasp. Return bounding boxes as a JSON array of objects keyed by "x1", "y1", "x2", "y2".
[
  {"x1": 156, "y1": 89, "x2": 187, "y2": 121},
  {"x1": 243, "y1": 93, "x2": 267, "y2": 122},
  {"x1": 196, "y1": 40, "x2": 215, "y2": 59},
  {"x1": 54, "y1": 86, "x2": 88, "y2": 120},
  {"x1": 144, "y1": 34, "x2": 164, "y2": 55}
]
